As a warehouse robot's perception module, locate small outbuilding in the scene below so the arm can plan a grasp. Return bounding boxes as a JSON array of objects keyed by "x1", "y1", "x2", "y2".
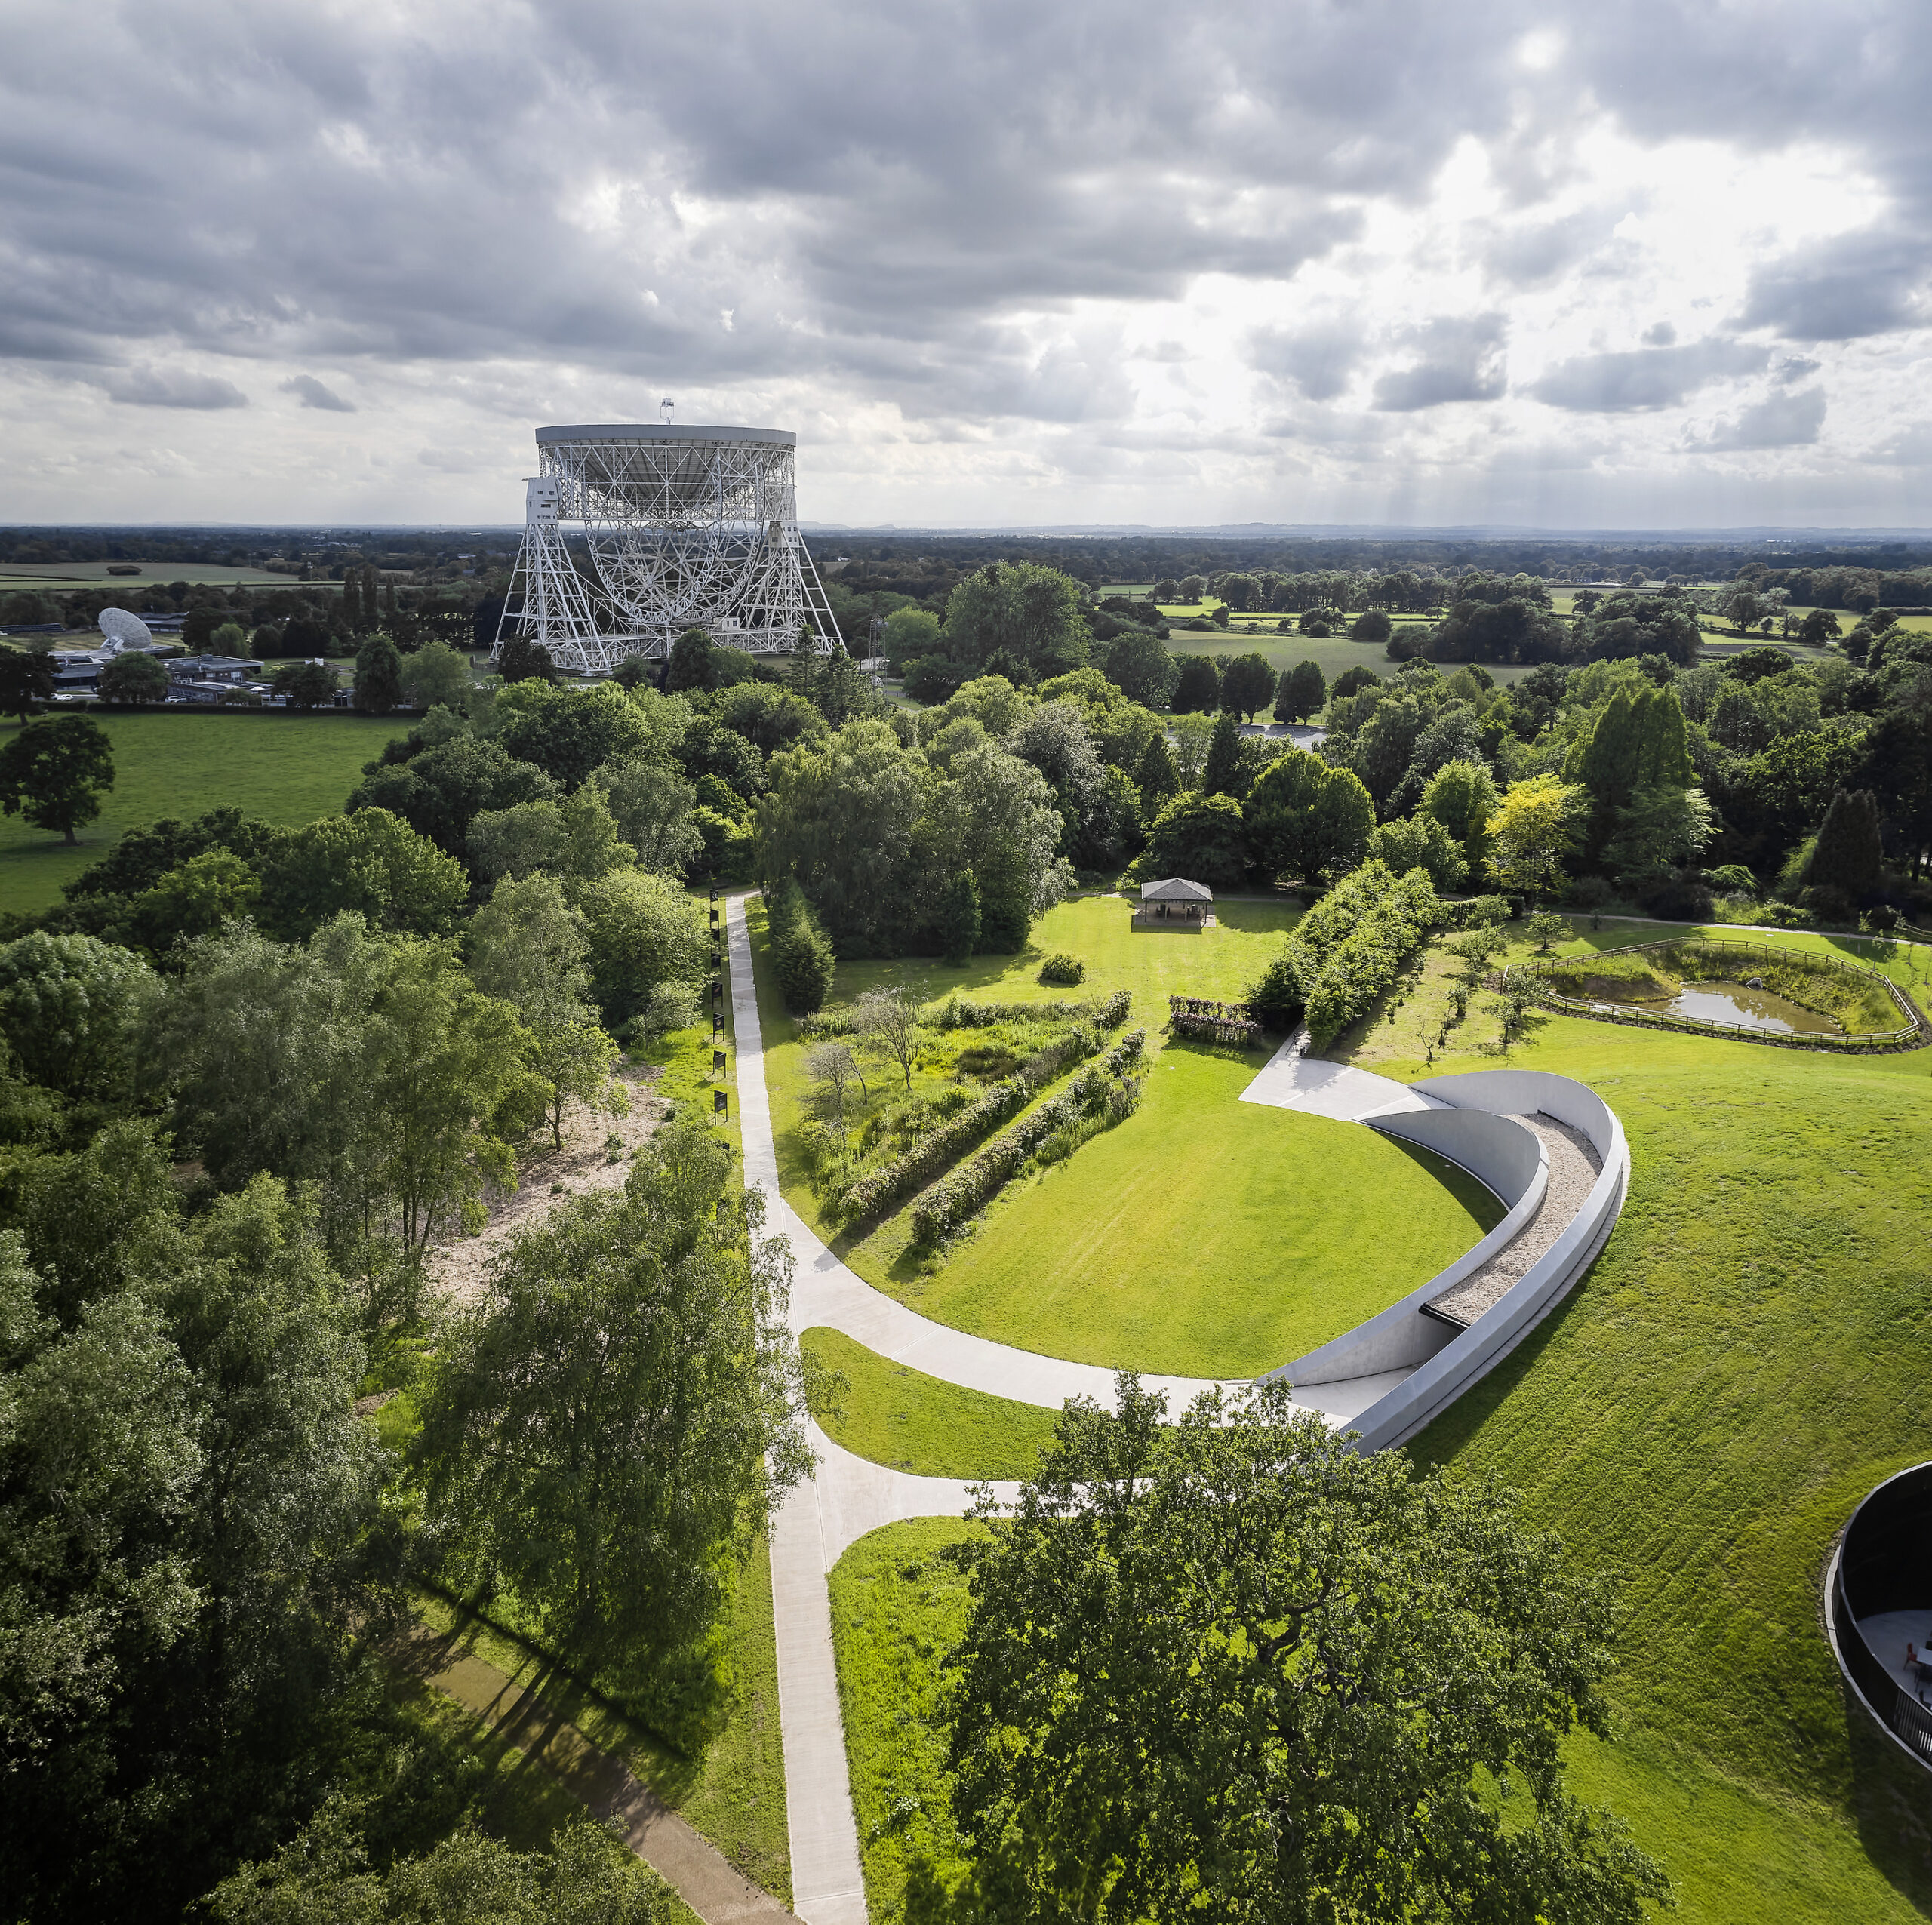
[{"x1": 1134, "y1": 877, "x2": 1215, "y2": 931}]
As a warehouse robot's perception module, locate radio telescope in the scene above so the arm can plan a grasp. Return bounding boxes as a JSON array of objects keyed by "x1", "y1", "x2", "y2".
[
  {"x1": 97, "y1": 607, "x2": 153, "y2": 655},
  {"x1": 491, "y1": 423, "x2": 844, "y2": 675}
]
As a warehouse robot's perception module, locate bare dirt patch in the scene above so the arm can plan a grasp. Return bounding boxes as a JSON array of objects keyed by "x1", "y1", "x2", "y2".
[{"x1": 426, "y1": 1062, "x2": 667, "y2": 1305}]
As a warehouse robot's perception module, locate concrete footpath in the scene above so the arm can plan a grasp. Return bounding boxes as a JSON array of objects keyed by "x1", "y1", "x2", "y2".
[{"x1": 395, "y1": 1624, "x2": 795, "y2": 1924}]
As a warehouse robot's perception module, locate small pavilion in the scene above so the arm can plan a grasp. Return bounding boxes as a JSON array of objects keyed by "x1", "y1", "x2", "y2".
[{"x1": 1134, "y1": 877, "x2": 1215, "y2": 930}]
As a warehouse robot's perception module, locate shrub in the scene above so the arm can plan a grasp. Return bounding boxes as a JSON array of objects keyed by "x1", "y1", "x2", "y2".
[
  {"x1": 768, "y1": 878, "x2": 835, "y2": 1015},
  {"x1": 834, "y1": 1023, "x2": 1105, "y2": 1222},
  {"x1": 1039, "y1": 953, "x2": 1084, "y2": 986},
  {"x1": 1247, "y1": 949, "x2": 1308, "y2": 1030},
  {"x1": 909, "y1": 1029, "x2": 1146, "y2": 1243}
]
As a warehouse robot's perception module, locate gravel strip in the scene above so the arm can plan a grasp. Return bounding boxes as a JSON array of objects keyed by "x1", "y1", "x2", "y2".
[{"x1": 1427, "y1": 1113, "x2": 1602, "y2": 1328}]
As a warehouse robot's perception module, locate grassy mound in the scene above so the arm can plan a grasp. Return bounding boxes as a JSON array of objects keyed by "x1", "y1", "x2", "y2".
[{"x1": 801, "y1": 1327, "x2": 1061, "y2": 1479}]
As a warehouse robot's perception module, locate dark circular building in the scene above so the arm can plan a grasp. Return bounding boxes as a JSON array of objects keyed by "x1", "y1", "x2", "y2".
[{"x1": 1826, "y1": 1461, "x2": 1932, "y2": 1770}]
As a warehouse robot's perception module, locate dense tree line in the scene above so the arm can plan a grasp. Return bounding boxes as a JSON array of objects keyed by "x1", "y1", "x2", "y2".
[{"x1": 0, "y1": 647, "x2": 860, "y2": 1920}]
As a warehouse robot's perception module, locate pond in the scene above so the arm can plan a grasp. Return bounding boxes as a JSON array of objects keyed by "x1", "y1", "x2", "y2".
[{"x1": 1611, "y1": 981, "x2": 1843, "y2": 1035}]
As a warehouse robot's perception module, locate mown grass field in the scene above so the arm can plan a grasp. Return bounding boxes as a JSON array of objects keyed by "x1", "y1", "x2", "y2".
[
  {"x1": 748, "y1": 893, "x2": 1502, "y2": 1375},
  {"x1": 801, "y1": 1326, "x2": 1062, "y2": 1478},
  {"x1": 816, "y1": 911, "x2": 1932, "y2": 1924},
  {"x1": 0, "y1": 560, "x2": 330, "y2": 590},
  {"x1": 0, "y1": 711, "x2": 400, "y2": 915}
]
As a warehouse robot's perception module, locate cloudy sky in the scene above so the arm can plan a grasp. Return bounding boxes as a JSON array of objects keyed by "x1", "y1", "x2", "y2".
[{"x1": 2, "y1": 0, "x2": 1929, "y2": 530}]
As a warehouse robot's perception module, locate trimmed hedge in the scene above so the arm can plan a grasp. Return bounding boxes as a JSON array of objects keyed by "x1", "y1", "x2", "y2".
[
  {"x1": 830, "y1": 1025, "x2": 1102, "y2": 1222},
  {"x1": 1168, "y1": 992, "x2": 1269, "y2": 1048},
  {"x1": 909, "y1": 1029, "x2": 1147, "y2": 1244},
  {"x1": 926, "y1": 989, "x2": 1131, "y2": 1030},
  {"x1": 1295, "y1": 862, "x2": 1443, "y2": 1046}
]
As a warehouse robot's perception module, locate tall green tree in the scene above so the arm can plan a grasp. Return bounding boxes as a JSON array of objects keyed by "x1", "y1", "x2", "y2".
[
  {"x1": 592, "y1": 756, "x2": 706, "y2": 877},
  {"x1": 353, "y1": 635, "x2": 404, "y2": 715},
  {"x1": 469, "y1": 873, "x2": 626, "y2": 1149},
  {"x1": 0, "y1": 930, "x2": 152, "y2": 1096},
  {"x1": 497, "y1": 681, "x2": 655, "y2": 792},
  {"x1": 97, "y1": 651, "x2": 171, "y2": 704},
  {"x1": 1807, "y1": 786, "x2": 1884, "y2": 902},
  {"x1": 944, "y1": 564, "x2": 1088, "y2": 682},
  {"x1": 940, "y1": 868, "x2": 981, "y2": 965},
  {"x1": 257, "y1": 808, "x2": 470, "y2": 943},
  {"x1": 943, "y1": 1377, "x2": 1666, "y2": 1925},
  {"x1": 1219, "y1": 651, "x2": 1275, "y2": 721},
  {"x1": 1201, "y1": 712, "x2": 1243, "y2": 797},
  {"x1": 1418, "y1": 757, "x2": 1500, "y2": 875},
  {"x1": 1140, "y1": 791, "x2": 1248, "y2": 889},
  {"x1": 1273, "y1": 658, "x2": 1326, "y2": 723},
  {"x1": 1243, "y1": 752, "x2": 1374, "y2": 887},
  {"x1": 1103, "y1": 625, "x2": 1178, "y2": 710},
  {"x1": 411, "y1": 1130, "x2": 812, "y2": 1665},
  {"x1": 0, "y1": 642, "x2": 56, "y2": 721},
  {"x1": 0, "y1": 714, "x2": 115, "y2": 844}
]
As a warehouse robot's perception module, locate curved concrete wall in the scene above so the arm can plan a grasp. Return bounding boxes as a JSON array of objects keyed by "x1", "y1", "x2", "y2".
[
  {"x1": 1266, "y1": 1069, "x2": 1629, "y2": 1452},
  {"x1": 1345, "y1": 1069, "x2": 1628, "y2": 1453},
  {"x1": 1284, "y1": 1112, "x2": 1546, "y2": 1386}
]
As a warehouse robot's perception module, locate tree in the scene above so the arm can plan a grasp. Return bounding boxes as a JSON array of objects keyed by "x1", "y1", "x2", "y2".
[
  {"x1": 97, "y1": 651, "x2": 171, "y2": 704},
  {"x1": 1487, "y1": 773, "x2": 1584, "y2": 898},
  {"x1": 766, "y1": 876, "x2": 836, "y2": 1015},
  {"x1": 468, "y1": 786, "x2": 633, "y2": 886},
  {"x1": 883, "y1": 606, "x2": 942, "y2": 669},
  {"x1": 469, "y1": 872, "x2": 626, "y2": 1149},
  {"x1": 940, "y1": 867, "x2": 980, "y2": 964},
  {"x1": 855, "y1": 987, "x2": 920, "y2": 1091},
  {"x1": 1604, "y1": 784, "x2": 1715, "y2": 884},
  {"x1": 572, "y1": 867, "x2": 709, "y2": 1026},
  {"x1": 1367, "y1": 813, "x2": 1468, "y2": 890},
  {"x1": 1140, "y1": 791, "x2": 1247, "y2": 889},
  {"x1": 944, "y1": 563, "x2": 1088, "y2": 681},
  {"x1": 1134, "y1": 733, "x2": 1180, "y2": 823},
  {"x1": 666, "y1": 626, "x2": 717, "y2": 692},
  {"x1": 1273, "y1": 659, "x2": 1325, "y2": 723},
  {"x1": 498, "y1": 681, "x2": 656, "y2": 792},
  {"x1": 805, "y1": 1040, "x2": 863, "y2": 1138},
  {"x1": 398, "y1": 639, "x2": 473, "y2": 713},
  {"x1": 272, "y1": 660, "x2": 338, "y2": 709},
  {"x1": 0, "y1": 642, "x2": 55, "y2": 721},
  {"x1": 1171, "y1": 657, "x2": 1220, "y2": 713},
  {"x1": 495, "y1": 634, "x2": 558, "y2": 684},
  {"x1": 0, "y1": 930, "x2": 152, "y2": 1096},
  {"x1": 411, "y1": 1128, "x2": 811, "y2": 1664},
  {"x1": 1795, "y1": 606, "x2": 1841, "y2": 647},
  {"x1": 1101, "y1": 624, "x2": 1178, "y2": 710},
  {"x1": 1352, "y1": 607, "x2": 1392, "y2": 644},
  {"x1": 257, "y1": 809, "x2": 470, "y2": 943},
  {"x1": 1201, "y1": 712, "x2": 1242, "y2": 797},
  {"x1": 1220, "y1": 651, "x2": 1275, "y2": 721},
  {"x1": 1243, "y1": 752, "x2": 1374, "y2": 887},
  {"x1": 592, "y1": 755, "x2": 705, "y2": 876},
  {"x1": 0, "y1": 714, "x2": 115, "y2": 844},
  {"x1": 1526, "y1": 908, "x2": 1569, "y2": 952},
  {"x1": 1808, "y1": 786, "x2": 1884, "y2": 902},
  {"x1": 349, "y1": 733, "x2": 556, "y2": 859},
  {"x1": 1419, "y1": 757, "x2": 1500, "y2": 875},
  {"x1": 353, "y1": 634, "x2": 404, "y2": 715},
  {"x1": 130, "y1": 848, "x2": 260, "y2": 952},
  {"x1": 944, "y1": 1378, "x2": 1666, "y2": 1925}
]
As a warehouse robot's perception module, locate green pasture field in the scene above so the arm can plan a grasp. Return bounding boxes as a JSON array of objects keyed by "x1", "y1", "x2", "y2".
[
  {"x1": 1157, "y1": 623, "x2": 1545, "y2": 689},
  {"x1": 0, "y1": 710, "x2": 399, "y2": 916},
  {"x1": 0, "y1": 560, "x2": 326, "y2": 591},
  {"x1": 746, "y1": 894, "x2": 1502, "y2": 1377},
  {"x1": 801, "y1": 1326, "x2": 1061, "y2": 1478}
]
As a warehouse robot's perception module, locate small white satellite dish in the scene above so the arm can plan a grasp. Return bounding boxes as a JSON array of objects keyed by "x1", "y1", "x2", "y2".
[
  {"x1": 660, "y1": 397, "x2": 675, "y2": 423},
  {"x1": 98, "y1": 607, "x2": 152, "y2": 656}
]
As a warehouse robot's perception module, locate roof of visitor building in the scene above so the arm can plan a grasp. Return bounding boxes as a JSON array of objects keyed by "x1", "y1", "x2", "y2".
[{"x1": 1140, "y1": 878, "x2": 1214, "y2": 901}]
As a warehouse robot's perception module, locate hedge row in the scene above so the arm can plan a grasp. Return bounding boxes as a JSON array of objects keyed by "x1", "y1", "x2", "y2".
[
  {"x1": 909, "y1": 1029, "x2": 1147, "y2": 1244},
  {"x1": 830, "y1": 1024, "x2": 1103, "y2": 1222},
  {"x1": 1296, "y1": 862, "x2": 1444, "y2": 1045},
  {"x1": 1168, "y1": 994, "x2": 1254, "y2": 1021},
  {"x1": 926, "y1": 988, "x2": 1131, "y2": 1031},
  {"x1": 1171, "y1": 1011, "x2": 1269, "y2": 1048}
]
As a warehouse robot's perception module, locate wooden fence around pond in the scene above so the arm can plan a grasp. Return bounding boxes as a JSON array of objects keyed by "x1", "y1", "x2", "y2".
[{"x1": 1503, "y1": 936, "x2": 1930, "y2": 1054}]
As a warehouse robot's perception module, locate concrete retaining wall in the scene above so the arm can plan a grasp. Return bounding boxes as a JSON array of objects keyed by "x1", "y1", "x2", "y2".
[
  {"x1": 1271, "y1": 1069, "x2": 1629, "y2": 1452},
  {"x1": 1285, "y1": 1110, "x2": 1546, "y2": 1385}
]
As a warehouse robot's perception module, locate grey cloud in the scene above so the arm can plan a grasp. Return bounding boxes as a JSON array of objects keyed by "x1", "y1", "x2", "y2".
[
  {"x1": 282, "y1": 374, "x2": 355, "y2": 411},
  {"x1": 1692, "y1": 386, "x2": 1826, "y2": 450},
  {"x1": 1247, "y1": 321, "x2": 1362, "y2": 401},
  {"x1": 1642, "y1": 321, "x2": 1675, "y2": 346},
  {"x1": 1371, "y1": 315, "x2": 1508, "y2": 412},
  {"x1": 102, "y1": 364, "x2": 248, "y2": 408},
  {"x1": 1774, "y1": 355, "x2": 1820, "y2": 383},
  {"x1": 1481, "y1": 208, "x2": 1618, "y2": 288},
  {"x1": 1530, "y1": 337, "x2": 1766, "y2": 411},
  {"x1": 1861, "y1": 422, "x2": 1932, "y2": 466},
  {"x1": 1738, "y1": 229, "x2": 1927, "y2": 340}
]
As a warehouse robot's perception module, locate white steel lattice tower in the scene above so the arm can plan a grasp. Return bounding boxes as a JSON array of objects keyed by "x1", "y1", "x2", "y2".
[{"x1": 492, "y1": 423, "x2": 844, "y2": 673}]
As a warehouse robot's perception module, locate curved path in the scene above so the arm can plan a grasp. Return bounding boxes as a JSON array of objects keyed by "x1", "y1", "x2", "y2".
[{"x1": 726, "y1": 894, "x2": 1625, "y2": 1924}]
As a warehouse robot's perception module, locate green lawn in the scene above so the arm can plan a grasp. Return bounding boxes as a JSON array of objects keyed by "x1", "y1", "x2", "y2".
[
  {"x1": 748, "y1": 894, "x2": 1503, "y2": 1376},
  {"x1": 0, "y1": 560, "x2": 330, "y2": 589},
  {"x1": 1158, "y1": 623, "x2": 1546, "y2": 687},
  {"x1": 815, "y1": 912, "x2": 1932, "y2": 1921},
  {"x1": 827, "y1": 1518, "x2": 984, "y2": 1923},
  {"x1": 801, "y1": 1327, "x2": 1062, "y2": 1478},
  {"x1": 0, "y1": 711, "x2": 401, "y2": 915}
]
